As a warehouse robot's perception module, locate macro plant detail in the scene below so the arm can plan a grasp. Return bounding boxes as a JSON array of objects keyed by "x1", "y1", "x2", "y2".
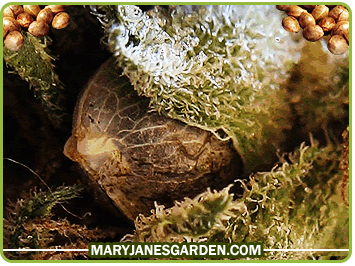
[
  {"x1": 125, "y1": 143, "x2": 348, "y2": 260},
  {"x1": 2, "y1": 4, "x2": 349, "y2": 261},
  {"x1": 92, "y1": 5, "x2": 303, "y2": 172},
  {"x1": 63, "y1": 58, "x2": 242, "y2": 221}
]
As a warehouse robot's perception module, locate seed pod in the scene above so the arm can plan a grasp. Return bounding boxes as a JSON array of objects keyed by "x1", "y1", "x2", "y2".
[
  {"x1": 318, "y1": 16, "x2": 336, "y2": 33},
  {"x1": 23, "y1": 5, "x2": 41, "y2": 17},
  {"x1": 327, "y1": 34, "x2": 348, "y2": 55},
  {"x1": 286, "y1": 5, "x2": 306, "y2": 18},
  {"x1": 45, "y1": 5, "x2": 66, "y2": 14},
  {"x1": 303, "y1": 25, "x2": 324, "y2": 41},
  {"x1": 4, "y1": 31, "x2": 25, "y2": 51},
  {"x1": 8, "y1": 5, "x2": 24, "y2": 16},
  {"x1": 276, "y1": 5, "x2": 291, "y2": 11},
  {"x1": 338, "y1": 9, "x2": 349, "y2": 22},
  {"x1": 16, "y1": 12, "x2": 34, "y2": 28},
  {"x1": 28, "y1": 21, "x2": 49, "y2": 37},
  {"x1": 311, "y1": 5, "x2": 329, "y2": 21},
  {"x1": 299, "y1": 12, "x2": 316, "y2": 28},
  {"x1": 3, "y1": 17, "x2": 21, "y2": 33},
  {"x1": 37, "y1": 8, "x2": 53, "y2": 24},
  {"x1": 331, "y1": 21, "x2": 349, "y2": 37},
  {"x1": 328, "y1": 5, "x2": 348, "y2": 20},
  {"x1": 3, "y1": 6, "x2": 16, "y2": 18},
  {"x1": 52, "y1": 12, "x2": 70, "y2": 29},
  {"x1": 282, "y1": 16, "x2": 300, "y2": 33}
]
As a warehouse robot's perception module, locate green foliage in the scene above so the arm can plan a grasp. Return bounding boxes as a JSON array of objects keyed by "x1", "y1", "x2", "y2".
[
  {"x1": 125, "y1": 185, "x2": 246, "y2": 243},
  {"x1": 4, "y1": 185, "x2": 82, "y2": 250},
  {"x1": 92, "y1": 5, "x2": 300, "y2": 171},
  {"x1": 127, "y1": 143, "x2": 348, "y2": 260},
  {"x1": 223, "y1": 143, "x2": 348, "y2": 260},
  {"x1": 286, "y1": 41, "x2": 349, "y2": 136},
  {"x1": 89, "y1": 8, "x2": 348, "y2": 259},
  {"x1": 3, "y1": 32, "x2": 64, "y2": 128}
]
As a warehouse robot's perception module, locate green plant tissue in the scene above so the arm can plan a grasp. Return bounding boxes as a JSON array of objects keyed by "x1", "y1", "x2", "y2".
[
  {"x1": 93, "y1": 5, "x2": 302, "y2": 170},
  {"x1": 125, "y1": 143, "x2": 348, "y2": 260}
]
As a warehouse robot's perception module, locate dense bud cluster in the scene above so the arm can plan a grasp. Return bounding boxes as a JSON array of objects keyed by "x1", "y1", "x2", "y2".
[
  {"x1": 277, "y1": 5, "x2": 349, "y2": 55},
  {"x1": 3, "y1": 5, "x2": 70, "y2": 51}
]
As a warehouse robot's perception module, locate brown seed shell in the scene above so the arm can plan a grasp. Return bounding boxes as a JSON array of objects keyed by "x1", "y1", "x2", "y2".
[
  {"x1": 338, "y1": 9, "x2": 349, "y2": 22},
  {"x1": 286, "y1": 5, "x2": 306, "y2": 18},
  {"x1": 282, "y1": 16, "x2": 300, "y2": 33},
  {"x1": 303, "y1": 25, "x2": 324, "y2": 42},
  {"x1": 45, "y1": 5, "x2": 66, "y2": 14},
  {"x1": 23, "y1": 5, "x2": 41, "y2": 17},
  {"x1": 37, "y1": 8, "x2": 53, "y2": 24},
  {"x1": 311, "y1": 5, "x2": 329, "y2": 21},
  {"x1": 328, "y1": 5, "x2": 348, "y2": 20},
  {"x1": 3, "y1": 17, "x2": 21, "y2": 33},
  {"x1": 3, "y1": 25, "x2": 8, "y2": 39},
  {"x1": 8, "y1": 5, "x2": 24, "y2": 16},
  {"x1": 16, "y1": 12, "x2": 34, "y2": 28},
  {"x1": 344, "y1": 31, "x2": 349, "y2": 44},
  {"x1": 52, "y1": 12, "x2": 70, "y2": 29},
  {"x1": 318, "y1": 16, "x2": 336, "y2": 32},
  {"x1": 28, "y1": 21, "x2": 49, "y2": 37},
  {"x1": 331, "y1": 21, "x2": 349, "y2": 37},
  {"x1": 64, "y1": 58, "x2": 243, "y2": 220},
  {"x1": 299, "y1": 12, "x2": 316, "y2": 28},
  {"x1": 4, "y1": 31, "x2": 25, "y2": 51},
  {"x1": 3, "y1": 6, "x2": 16, "y2": 18},
  {"x1": 276, "y1": 5, "x2": 291, "y2": 11},
  {"x1": 327, "y1": 34, "x2": 348, "y2": 55},
  {"x1": 300, "y1": 5, "x2": 316, "y2": 11}
]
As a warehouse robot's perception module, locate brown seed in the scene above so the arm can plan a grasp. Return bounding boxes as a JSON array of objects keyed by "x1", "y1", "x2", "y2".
[
  {"x1": 45, "y1": 5, "x2": 66, "y2": 14},
  {"x1": 3, "y1": 25, "x2": 8, "y2": 39},
  {"x1": 344, "y1": 31, "x2": 349, "y2": 44},
  {"x1": 16, "y1": 12, "x2": 34, "y2": 28},
  {"x1": 4, "y1": 31, "x2": 25, "y2": 51},
  {"x1": 52, "y1": 12, "x2": 70, "y2": 29},
  {"x1": 299, "y1": 12, "x2": 316, "y2": 28},
  {"x1": 338, "y1": 9, "x2": 349, "y2": 22},
  {"x1": 8, "y1": 5, "x2": 24, "y2": 16},
  {"x1": 331, "y1": 21, "x2": 349, "y2": 37},
  {"x1": 282, "y1": 16, "x2": 300, "y2": 33},
  {"x1": 300, "y1": 5, "x2": 316, "y2": 11},
  {"x1": 3, "y1": 6, "x2": 16, "y2": 18},
  {"x1": 326, "y1": 5, "x2": 337, "y2": 9},
  {"x1": 276, "y1": 5, "x2": 290, "y2": 11},
  {"x1": 303, "y1": 25, "x2": 324, "y2": 42},
  {"x1": 327, "y1": 34, "x2": 348, "y2": 55},
  {"x1": 318, "y1": 17, "x2": 336, "y2": 32},
  {"x1": 286, "y1": 5, "x2": 306, "y2": 18},
  {"x1": 311, "y1": 5, "x2": 329, "y2": 21},
  {"x1": 3, "y1": 17, "x2": 21, "y2": 33},
  {"x1": 37, "y1": 8, "x2": 53, "y2": 24},
  {"x1": 23, "y1": 5, "x2": 41, "y2": 17},
  {"x1": 28, "y1": 21, "x2": 49, "y2": 37},
  {"x1": 328, "y1": 5, "x2": 348, "y2": 20},
  {"x1": 64, "y1": 58, "x2": 243, "y2": 221}
]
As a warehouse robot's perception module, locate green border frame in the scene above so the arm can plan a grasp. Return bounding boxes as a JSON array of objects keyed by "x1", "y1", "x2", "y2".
[{"x1": 0, "y1": 1, "x2": 352, "y2": 263}]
